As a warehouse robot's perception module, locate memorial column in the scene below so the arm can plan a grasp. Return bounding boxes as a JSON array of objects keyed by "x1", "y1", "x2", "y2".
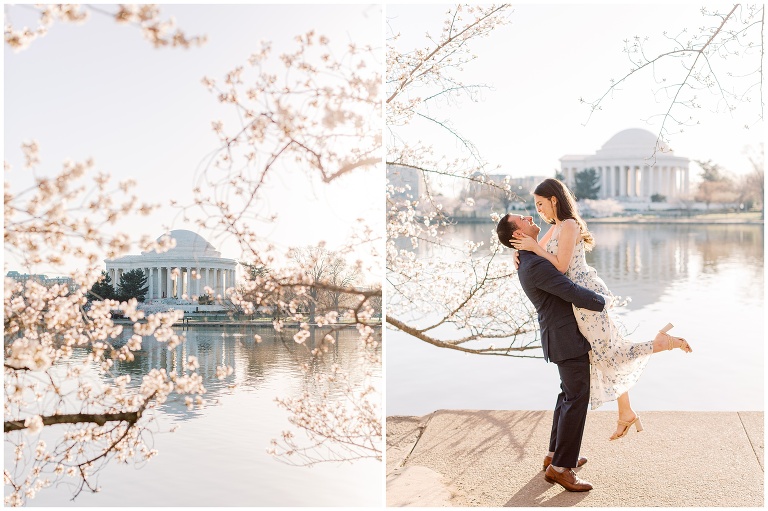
[
  {"x1": 166, "y1": 268, "x2": 173, "y2": 299},
  {"x1": 619, "y1": 165, "x2": 627, "y2": 197},
  {"x1": 648, "y1": 165, "x2": 655, "y2": 198}
]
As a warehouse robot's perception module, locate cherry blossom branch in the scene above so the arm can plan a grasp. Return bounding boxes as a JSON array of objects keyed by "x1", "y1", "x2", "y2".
[
  {"x1": 386, "y1": 315, "x2": 540, "y2": 357},
  {"x1": 4, "y1": 4, "x2": 206, "y2": 51},
  {"x1": 5, "y1": 411, "x2": 142, "y2": 433},
  {"x1": 386, "y1": 4, "x2": 510, "y2": 104},
  {"x1": 581, "y1": 4, "x2": 763, "y2": 160}
]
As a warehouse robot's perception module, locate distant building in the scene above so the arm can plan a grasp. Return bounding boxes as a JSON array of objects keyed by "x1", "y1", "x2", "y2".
[
  {"x1": 5, "y1": 271, "x2": 75, "y2": 291},
  {"x1": 465, "y1": 173, "x2": 550, "y2": 197},
  {"x1": 560, "y1": 128, "x2": 690, "y2": 201},
  {"x1": 508, "y1": 175, "x2": 551, "y2": 198},
  {"x1": 106, "y1": 230, "x2": 237, "y2": 300},
  {"x1": 387, "y1": 164, "x2": 423, "y2": 200}
]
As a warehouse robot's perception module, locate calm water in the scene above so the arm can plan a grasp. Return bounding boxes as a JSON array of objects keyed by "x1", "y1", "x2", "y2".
[
  {"x1": 11, "y1": 326, "x2": 382, "y2": 506},
  {"x1": 387, "y1": 222, "x2": 764, "y2": 415}
]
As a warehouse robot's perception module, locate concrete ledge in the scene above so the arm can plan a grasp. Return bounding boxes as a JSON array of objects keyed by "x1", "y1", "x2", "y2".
[
  {"x1": 386, "y1": 410, "x2": 764, "y2": 507},
  {"x1": 387, "y1": 466, "x2": 453, "y2": 507},
  {"x1": 739, "y1": 411, "x2": 764, "y2": 471},
  {"x1": 386, "y1": 415, "x2": 428, "y2": 474}
]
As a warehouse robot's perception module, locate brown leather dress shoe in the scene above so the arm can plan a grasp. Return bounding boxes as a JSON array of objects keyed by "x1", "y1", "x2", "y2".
[
  {"x1": 544, "y1": 465, "x2": 593, "y2": 492},
  {"x1": 542, "y1": 455, "x2": 587, "y2": 471}
]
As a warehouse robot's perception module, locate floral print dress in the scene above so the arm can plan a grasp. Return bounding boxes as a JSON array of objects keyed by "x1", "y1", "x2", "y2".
[{"x1": 546, "y1": 224, "x2": 653, "y2": 410}]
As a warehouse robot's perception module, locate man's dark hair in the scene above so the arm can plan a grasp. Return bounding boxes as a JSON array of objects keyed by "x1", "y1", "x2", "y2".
[{"x1": 496, "y1": 213, "x2": 518, "y2": 249}]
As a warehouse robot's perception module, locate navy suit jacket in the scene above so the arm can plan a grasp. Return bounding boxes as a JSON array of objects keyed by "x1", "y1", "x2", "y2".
[{"x1": 516, "y1": 250, "x2": 606, "y2": 363}]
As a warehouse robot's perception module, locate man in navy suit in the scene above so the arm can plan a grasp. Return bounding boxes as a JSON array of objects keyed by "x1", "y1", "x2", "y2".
[{"x1": 497, "y1": 213, "x2": 606, "y2": 492}]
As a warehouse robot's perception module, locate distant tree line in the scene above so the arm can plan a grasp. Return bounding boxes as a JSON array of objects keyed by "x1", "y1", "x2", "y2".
[
  {"x1": 88, "y1": 269, "x2": 148, "y2": 302},
  {"x1": 555, "y1": 169, "x2": 600, "y2": 201},
  {"x1": 694, "y1": 152, "x2": 764, "y2": 215},
  {"x1": 236, "y1": 247, "x2": 380, "y2": 322}
]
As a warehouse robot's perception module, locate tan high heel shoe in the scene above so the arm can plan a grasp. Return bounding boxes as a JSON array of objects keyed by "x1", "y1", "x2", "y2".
[
  {"x1": 609, "y1": 414, "x2": 643, "y2": 441},
  {"x1": 659, "y1": 323, "x2": 693, "y2": 353}
]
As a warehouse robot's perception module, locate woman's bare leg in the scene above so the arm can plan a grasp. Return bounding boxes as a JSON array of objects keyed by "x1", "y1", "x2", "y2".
[
  {"x1": 609, "y1": 330, "x2": 691, "y2": 439},
  {"x1": 611, "y1": 391, "x2": 638, "y2": 439}
]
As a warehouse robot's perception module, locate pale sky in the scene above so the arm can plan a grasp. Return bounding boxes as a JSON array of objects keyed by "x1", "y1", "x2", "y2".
[
  {"x1": 5, "y1": 4, "x2": 383, "y2": 279},
  {"x1": 387, "y1": 3, "x2": 764, "y2": 195},
  {"x1": 5, "y1": 3, "x2": 765, "y2": 278}
]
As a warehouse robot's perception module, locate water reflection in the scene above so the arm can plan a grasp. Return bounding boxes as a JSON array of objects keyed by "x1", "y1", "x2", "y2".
[
  {"x1": 388, "y1": 223, "x2": 763, "y2": 414},
  {"x1": 109, "y1": 325, "x2": 380, "y2": 419},
  {"x1": 444, "y1": 223, "x2": 764, "y2": 309},
  {"x1": 24, "y1": 325, "x2": 382, "y2": 507},
  {"x1": 585, "y1": 224, "x2": 762, "y2": 309}
]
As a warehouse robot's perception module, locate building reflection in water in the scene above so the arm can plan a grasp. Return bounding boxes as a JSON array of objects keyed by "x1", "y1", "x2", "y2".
[
  {"x1": 437, "y1": 222, "x2": 763, "y2": 311},
  {"x1": 585, "y1": 224, "x2": 763, "y2": 309},
  {"x1": 109, "y1": 325, "x2": 381, "y2": 419}
]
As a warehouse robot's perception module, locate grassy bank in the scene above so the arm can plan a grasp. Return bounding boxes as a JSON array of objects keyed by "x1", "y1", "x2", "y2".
[
  {"x1": 453, "y1": 211, "x2": 764, "y2": 225},
  {"x1": 587, "y1": 211, "x2": 763, "y2": 224}
]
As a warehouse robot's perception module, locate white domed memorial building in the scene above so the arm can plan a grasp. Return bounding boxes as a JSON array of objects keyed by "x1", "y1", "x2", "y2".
[
  {"x1": 559, "y1": 128, "x2": 690, "y2": 202},
  {"x1": 105, "y1": 230, "x2": 238, "y2": 304}
]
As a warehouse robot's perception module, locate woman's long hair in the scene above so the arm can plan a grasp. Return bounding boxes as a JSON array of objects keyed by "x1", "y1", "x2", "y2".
[{"x1": 533, "y1": 178, "x2": 595, "y2": 250}]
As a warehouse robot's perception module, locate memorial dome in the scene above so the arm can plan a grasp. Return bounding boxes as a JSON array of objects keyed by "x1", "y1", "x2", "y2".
[
  {"x1": 596, "y1": 128, "x2": 670, "y2": 157},
  {"x1": 142, "y1": 230, "x2": 221, "y2": 258}
]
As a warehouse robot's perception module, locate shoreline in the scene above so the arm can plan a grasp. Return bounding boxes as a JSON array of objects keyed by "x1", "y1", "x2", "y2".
[
  {"x1": 451, "y1": 212, "x2": 764, "y2": 225},
  {"x1": 112, "y1": 319, "x2": 381, "y2": 328},
  {"x1": 587, "y1": 216, "x2": 764, "y2": 225}
]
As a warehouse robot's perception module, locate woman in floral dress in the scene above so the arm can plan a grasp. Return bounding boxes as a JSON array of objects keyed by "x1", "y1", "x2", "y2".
[{"x1": 511, "y1": 178, "x2": 692, "y2": 440}]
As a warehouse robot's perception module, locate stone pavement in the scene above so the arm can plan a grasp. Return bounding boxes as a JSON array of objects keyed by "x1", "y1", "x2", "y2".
[{"x1": 386, "y1": 410, "x2": 763, "y2": 507}]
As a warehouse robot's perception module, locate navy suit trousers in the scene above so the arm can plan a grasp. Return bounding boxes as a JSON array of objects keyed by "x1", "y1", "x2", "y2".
[{"x1": 548, "y1": 352, "x2": 590, "y2": 468}]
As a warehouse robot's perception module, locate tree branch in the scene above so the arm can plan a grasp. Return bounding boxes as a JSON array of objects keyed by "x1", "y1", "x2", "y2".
[
  {"x1": 386, "y1": 314, "x2": 541, "y2": 357},
  {"x1": 5, "y1": 410, "x2": 142, "y2": 433}
]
